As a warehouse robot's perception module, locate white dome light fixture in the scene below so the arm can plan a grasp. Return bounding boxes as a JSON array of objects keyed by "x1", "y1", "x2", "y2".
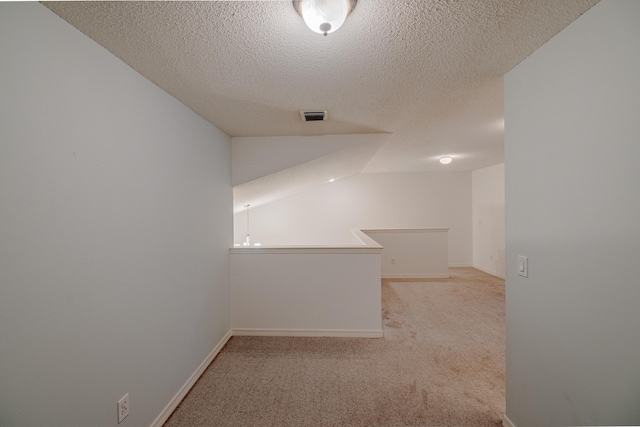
[
  {"x1": 439, "y1": 156, "x2": 453, "y2": 165},
  {"x1": 293, "y1": 0, "x2": 357, "y2": 36}
]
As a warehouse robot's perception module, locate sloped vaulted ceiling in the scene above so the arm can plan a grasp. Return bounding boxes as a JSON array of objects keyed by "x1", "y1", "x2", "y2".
[{"x1": 44, "y1": 0, "x2": 599, "y2": 209}]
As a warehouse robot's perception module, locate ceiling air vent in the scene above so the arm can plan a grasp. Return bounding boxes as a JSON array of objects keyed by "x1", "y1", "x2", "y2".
[{"x1": 300, "y1": 110, "x2": 328, "y2": 122}]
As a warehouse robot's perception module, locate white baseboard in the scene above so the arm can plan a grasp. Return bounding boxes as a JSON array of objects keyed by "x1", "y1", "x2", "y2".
[
  {"x1": 472, "y1": 264, "x2": 506, "y2": 279},
  {"x1": 382, "y1": 274, "x2": 450, "y2": 279},
  {"x1": 502, "y1": 414, "x2": 516, "y2": 427},
  {"x1": 149, "y1": 330, "x2": 233, "y2": 427},
  {"x1": 232, "y1": 328, "x2": 384, "y2": 338},
  {"x1": 448, "y1": 263, "x2": 472, "y2": 267}
]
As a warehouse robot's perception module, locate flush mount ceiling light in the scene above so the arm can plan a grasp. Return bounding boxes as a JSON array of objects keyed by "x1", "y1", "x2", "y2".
[
  {"x1": 293, "y1": 0, "x2": 357, "y2": 36},
  {"x1": 439, "y1": 156, "x2": 453, "y2": 165}
]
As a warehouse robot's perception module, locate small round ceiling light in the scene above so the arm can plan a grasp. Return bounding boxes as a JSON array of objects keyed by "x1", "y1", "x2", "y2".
[
  {"x1": 439, "y1": 156, "x2": 453, "y2": 165},
  {"x1": 293, "y1": 0, "x2": 357, "y2": 36}
]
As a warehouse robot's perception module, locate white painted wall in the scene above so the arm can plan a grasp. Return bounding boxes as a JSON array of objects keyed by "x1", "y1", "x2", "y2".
[
  {"x1": 0, "y1": 4, "x2": 232, "y2": 427},
  {"x1": 505, "y1": 1, "x2": 640, "y2": 426},
  {"x1": 231, "y1": 247, "x2": 382, "y2": 336},
  {"x1": 363, "y1": 229, "x2": 449, "y2": 278},
  {"x1": 472, "y1": 163, "x2": 505, "y2": 278},
  {"x1": 234, "y1": 172, "x2": 472, "y2": 266}
]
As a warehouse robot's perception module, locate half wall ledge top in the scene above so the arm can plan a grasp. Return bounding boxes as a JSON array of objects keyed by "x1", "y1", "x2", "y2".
[{"x1": 229, "y1": 228, "x2": 383, "y2": 254}]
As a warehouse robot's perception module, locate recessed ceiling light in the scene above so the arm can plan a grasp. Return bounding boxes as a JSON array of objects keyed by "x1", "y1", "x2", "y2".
[
  {"x1": 439, "y1": 156, "x2": 453, "y2": 165},
  {"x1": 329, "y1": 178, "x2": 336, "y2": 182}
]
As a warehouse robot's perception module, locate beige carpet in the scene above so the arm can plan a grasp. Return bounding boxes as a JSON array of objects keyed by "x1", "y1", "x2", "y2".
[{"x1": 164, "y1": 267, "x2": 505, "y2": 426}]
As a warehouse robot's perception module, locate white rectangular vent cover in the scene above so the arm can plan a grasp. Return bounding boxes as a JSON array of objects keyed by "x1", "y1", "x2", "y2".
[{"x1": 300, "y1": 111, "x2": 328, "y2": 122}]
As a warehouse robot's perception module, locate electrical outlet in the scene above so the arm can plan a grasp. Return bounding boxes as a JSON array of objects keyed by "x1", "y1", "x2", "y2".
[
  {"x1": 391, "y1": 258, "x2": 396, "y2": 265},
  {"x1": 117, "y1": 393, "x2": 129, "y2": 424}
]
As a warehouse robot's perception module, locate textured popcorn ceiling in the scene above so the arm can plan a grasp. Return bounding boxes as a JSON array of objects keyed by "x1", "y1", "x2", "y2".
[{"x1": 44, "y1": 0, "x2": 598, "y2": 208}]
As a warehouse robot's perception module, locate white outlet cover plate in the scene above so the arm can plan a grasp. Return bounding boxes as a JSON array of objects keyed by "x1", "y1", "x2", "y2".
[{"x1": 118, "y1": 393, "x2": 130, "y2": 424}]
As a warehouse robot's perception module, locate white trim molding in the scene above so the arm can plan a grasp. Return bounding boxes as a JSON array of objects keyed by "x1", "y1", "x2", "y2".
[
  {"x1": 382, "y1": 274, "x2": 450, "y2": 279},
  {"x1": 473, "y1": 264, "x2": 506, "y2": 279},
  {"x1": 361, "y1": 227, "x2": 450, "y2": 233},
  {"x1": 232, "y1": 328, "x2": 384, "y2": 338},
  {"x1": 149, "y1": 330, "x2": 233, "y2": 427},
  {"x1": 230, "y1": 246, "x2": 382, "y2": 254},
  {"x1": 502, "y1": 415, "x2": 516, "y2": 427},
  {"x1": 231, "y1": 229, "x2": 383, "y2": 255}
]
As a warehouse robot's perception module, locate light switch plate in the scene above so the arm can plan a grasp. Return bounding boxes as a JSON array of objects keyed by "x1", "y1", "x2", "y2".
[{"x1": 517, "y1": 255, "x2": 528, "y2": 278}]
